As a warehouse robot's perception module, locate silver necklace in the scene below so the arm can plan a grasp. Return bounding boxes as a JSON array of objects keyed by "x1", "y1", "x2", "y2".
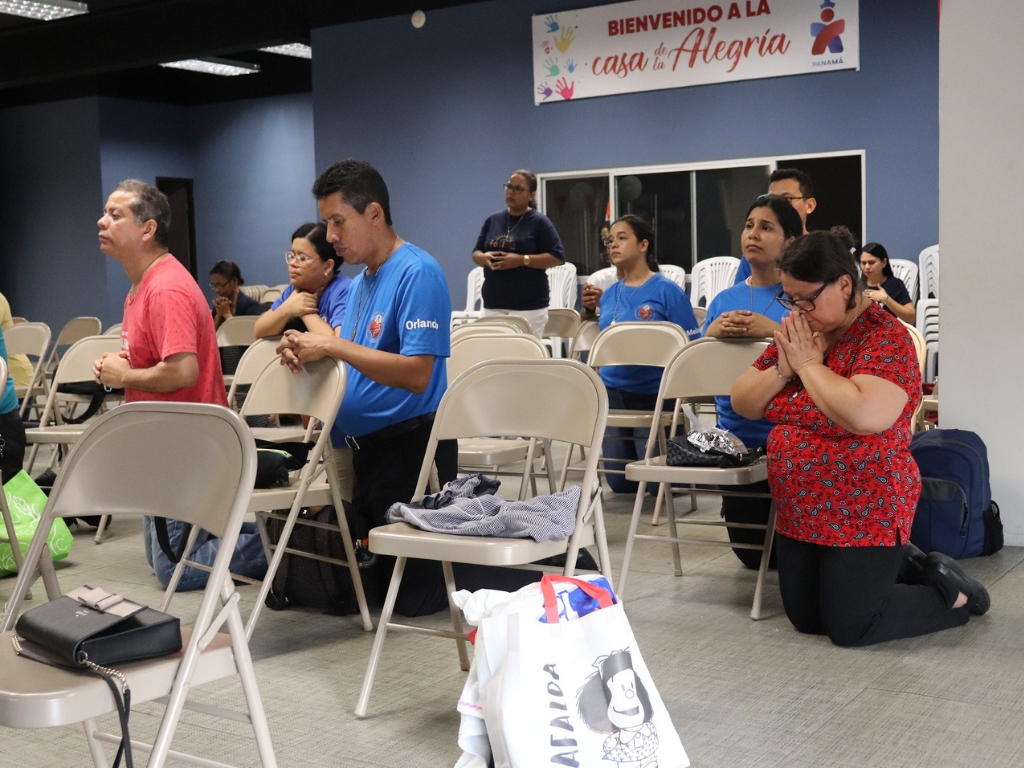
[
  {"x1": 612, "y1": 272, "x2": 653, "y2": 322},
  {"x1": 506, "y1": 209, "x2": 528, "y2": 238},
  {"x1": 349, "y1": 273, "x2": 379, "y2": 341},
  {"x1": 746, "y1": 278, "x2": 779, "y2": 315}
]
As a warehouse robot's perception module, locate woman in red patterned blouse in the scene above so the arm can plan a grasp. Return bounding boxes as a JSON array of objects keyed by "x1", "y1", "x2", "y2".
[{"x1": 732, "y1": 229, "x2": 989, "y2": 646}]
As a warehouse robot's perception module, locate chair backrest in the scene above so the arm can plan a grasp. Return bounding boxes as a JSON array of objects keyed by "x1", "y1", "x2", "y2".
[
  {"x1": 240, "y1": 355, "x2": 346, "y2": 427},
  {"x1": 225, "y1": 338, "x2": 282, "y2": 409},
  {"x1": 568, "y1": 320, "x2": 600, "y2": 359},
  {"x1": 889, "y1": 259, "x2": 920, "y2": 304},
  {"x1": 659, "y1": 337, "x2": 770, "y2": 402},
  {"x1": 472, "y1": 315, "x2": 533, "y2": 334},
  {"x1": 32, "y1": 335, "x2": 124, "y2": 427},
  {"x1": 3, "y1": 322, "x2": 51, "y2": 361},
  {"x1": 546, "y1": 263, "x2": 578, "y2": 309},
  {"x1": 465, "y1": 266, "x2": 485, "y2": 312},
  {"x1": 543, "y1": 307, "x2": 581, "y2": 340},
  {"x1": 658, "y1": 264, "x2": 687, "y2": 290},
  {"x1": 447, "y1": 333, "x2": 549, "y2": 382},
  {"x1": 918, "y1": 244, "x2": 939, "y2": 300},
  {"x1": 261, "y1": 286, "x2": 285, "y2": 304},
  {"x1": 900, "y1": 321, "x2": 927, "y2": 376},
  {"x1": 450, "y1": 322, "x2": 520, "y2": 346},
  {"x1": 690, "y1": 256, "x2": 739, "y2": 308},
  {"x1": 584, "y1": 266, "x2": 618, "y2": 291},
  {"x1": 916, "y1": 298, "x2": 939, "y2": 344},
  {"x1": 416, "y1": 359, "x2": 608, "y2": 497},
  {"x1": 10, "y1": 317, "x2": 26, "y2": 325},
  {"x1": 103, "y1": 322, "x2": 123, "y2": 337},
  {"x1": 692, "y1": 306, "x2": 707, "y2": 327},
  {"x1": 587, "y1": 321, "x2": 689, "y2": 369},
  {"x1": 216, "y1": 315, "x2": 259, "y2": 346},
  {"x1": 239, "y1": 284, "x2": 266, "y2": 301},
  {"x1": 54, "y1": 316, "x2": 102, "y2": 347}
]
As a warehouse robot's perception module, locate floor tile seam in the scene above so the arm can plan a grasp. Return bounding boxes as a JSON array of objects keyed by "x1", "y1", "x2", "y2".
[{"x1": 858, "y1": 682, "x2": 1024, "y2": 714}]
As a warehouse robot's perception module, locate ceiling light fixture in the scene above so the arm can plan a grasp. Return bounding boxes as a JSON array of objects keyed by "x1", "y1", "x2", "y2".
[
  {"x1": 259, "y1": 43, "x2": 312, "y2": 59},
  {"x1": 159, "y1": 58, "x2": 260, "y2": 77},
  {"x1": 0, "y1": 0, "x2": 87, "y2": 21}
]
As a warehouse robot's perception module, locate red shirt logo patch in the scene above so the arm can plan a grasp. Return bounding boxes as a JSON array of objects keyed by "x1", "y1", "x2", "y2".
[
  {"x1": 369, "y1": 312, "x2": 384, "y2": 339},
  {"x1": 637, "y1": 304, "x2": 653, "y2": 320}
]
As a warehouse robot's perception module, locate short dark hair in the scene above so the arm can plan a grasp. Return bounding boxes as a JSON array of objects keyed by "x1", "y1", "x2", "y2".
[
  {"x1": 209, "y1": 260, "x2": 244, "y2": 284},
  {"x1": 861, "y1": 242, "x2": 894, "y2": 278},
  {"x1": 291, "y1": 222, "x2": 340, "y2": 274},
  {"x1": 116, "y1": 179, "x2": 171, "y2": 248},
  {"x1": 778, "y1": 228, "x2": 860, "y2": 309},
  {"x1": 748, "y1": 195, "x2": 803, "y2": 240},
  {"x1": 769, "y1": 168, "x2": 815, "y2": 200},
  {"x1": 312, "y1": 159, "x2": 392, "y2": 226},
  {"x1": 612, "y1": 214, "x2": 658, "y2": 271}
]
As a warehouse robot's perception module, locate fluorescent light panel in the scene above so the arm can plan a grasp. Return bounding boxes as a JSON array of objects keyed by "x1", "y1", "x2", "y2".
[
  {"x1": 159, "y1": 57, "x2": 260, "y2": 77},
  {"x1": 0, "y1": 0, "x2": 87, "y2": 20},
  {"x1": 259, "y1": 43, "x2": 312, "y2": 59}
]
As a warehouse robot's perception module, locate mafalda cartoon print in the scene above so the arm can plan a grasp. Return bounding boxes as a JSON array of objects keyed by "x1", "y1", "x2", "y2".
[{"x1": 578, "y1": 649, "x2": 659, "y2": 766}]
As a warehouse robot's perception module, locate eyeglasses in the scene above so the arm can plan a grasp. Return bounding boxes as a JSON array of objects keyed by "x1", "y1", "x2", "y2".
[
  {"x1": 759, "y1": 192, "x2": 806, "y2": 203},
  {"x1": 209, "y1": 281, "x2": 230, "y2": 291},
  {"x1": 777, "y1": 280, "x2": 834, "y2": 312},
  {"x1": 503, "y1": 183, "x2": 529, "y2": 193},
  {"x1": 285, "y1": 250, "x2": 316, "y2": 265}
]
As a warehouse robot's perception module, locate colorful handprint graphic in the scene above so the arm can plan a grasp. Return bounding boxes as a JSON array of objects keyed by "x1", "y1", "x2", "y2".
[
  {"x1": 544, "y1": 15, "x2": 559, "y2": 33},
  {"x1": 543, "y1": 57, "x2": 560, "y2": 77},
  {"x1": 565, "y1": 58, "x2": 576, "y2": 73},
  {"x1": 554, "y1": 26, "x2": 575, "y2": 53},
  {"x1": 555, "y1": 77, "x2": 574, "y2": 100},
  {"x1": 537, "y1": 83, "x2": 553, "y2": 101},
  {"x1": 542, "y1": 39, "x2": 551, "y2": 55}
]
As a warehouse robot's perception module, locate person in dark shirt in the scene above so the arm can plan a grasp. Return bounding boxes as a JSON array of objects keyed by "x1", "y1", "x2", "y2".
[
  {"x1": 209, "y1": 260, "x2": 262, "y2": 329},
  {"x1": 860, "y1": 242, "x2": 915, "y2": 324},
  {"x1": 471, "y1": 169, "x2": 565, "y2": 336}
]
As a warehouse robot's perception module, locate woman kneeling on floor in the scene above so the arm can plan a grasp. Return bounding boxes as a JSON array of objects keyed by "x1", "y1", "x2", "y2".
[{"x1": 731, "y1": 228, "x2": 989, "y2": 647}]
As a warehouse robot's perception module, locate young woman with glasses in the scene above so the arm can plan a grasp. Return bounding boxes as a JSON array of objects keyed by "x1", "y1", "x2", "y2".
[
  {"x1": 209, "y1": 260, "x2": 262, "y2": 329},
  {"x1": 701, "y1": 194, "x2": 801, "y2": 568},
  {"x1": 471, "y1": 169, "x2": 565, "y2": 337},
  {"x1": 731, "y1": 228, "x2": 989, "y2": 647},
  {"x1": 254, "y1": 222, "x2": 352, "y2": 340}
]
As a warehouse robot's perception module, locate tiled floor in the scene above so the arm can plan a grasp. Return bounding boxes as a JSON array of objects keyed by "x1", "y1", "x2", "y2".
[{"x1": 2, "y1": 483, "x2": 1018, "y2": 767}]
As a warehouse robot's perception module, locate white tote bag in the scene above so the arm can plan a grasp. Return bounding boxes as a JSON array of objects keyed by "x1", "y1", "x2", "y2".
[{"x1": 480, "y1": 576, "x2": 689, "y2": 768}]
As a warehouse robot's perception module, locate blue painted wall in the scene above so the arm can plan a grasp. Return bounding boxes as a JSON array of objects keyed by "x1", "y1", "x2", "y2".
[
  {"x1": 0, "y1": 98, "x2": 107, "y2": 332},
  {"x1": 311, "y1": 0, "x2": 938, "y2": 308}
]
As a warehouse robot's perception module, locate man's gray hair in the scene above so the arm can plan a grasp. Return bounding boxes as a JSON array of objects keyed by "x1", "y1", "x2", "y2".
[{"x1": 116, "y1": 179, "x2": 171, "y2": 248}]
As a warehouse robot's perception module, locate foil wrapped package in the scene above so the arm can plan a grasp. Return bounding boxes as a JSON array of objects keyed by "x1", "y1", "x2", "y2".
[{"x1": 686, "y1": 428, "x2": 748, "y2": 456}]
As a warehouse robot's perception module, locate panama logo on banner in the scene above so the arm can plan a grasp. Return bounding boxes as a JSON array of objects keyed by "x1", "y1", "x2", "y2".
[{"x1": 533, "y1": 0, "x2": 859, "y2": 104}]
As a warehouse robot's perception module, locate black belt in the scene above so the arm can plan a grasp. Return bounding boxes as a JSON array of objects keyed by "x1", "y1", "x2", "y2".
[{"x1": 345, "y1": 412, "x2": 435, "y2": 451}]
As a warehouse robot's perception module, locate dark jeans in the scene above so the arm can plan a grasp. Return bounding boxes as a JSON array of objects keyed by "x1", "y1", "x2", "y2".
[
  {"x1": 602, "y1": 387, "x2": 663, "y2": 494},
  {"x1": 351, "y1": 419, "x2": 460, "y2": 617},
  {"x1": 0, "y1": 408, "x2": 27, "y2": 484},
  {"x1": 776, "y1": 533, "x2": 970, "y2": 647}
]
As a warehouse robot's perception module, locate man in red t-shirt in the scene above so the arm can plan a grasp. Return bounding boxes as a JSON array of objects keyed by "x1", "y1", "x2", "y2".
[{"x1": 93, "y1": 180, "x2": 226, "y2": 407}]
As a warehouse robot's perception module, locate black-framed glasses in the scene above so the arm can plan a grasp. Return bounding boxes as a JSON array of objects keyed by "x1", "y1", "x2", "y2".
[
  {"x1": 503, "y1": 183, "x2": 529, "y2": 193},
  {"x1": 777, "y1": 280, "x2": 834, "y2": 312},
  {"x1": 209, "y1": 281, "x2": 230, "y2": 291},
  {"x1": 758, "y1": 192, "x2": 805, "y2": 203}
]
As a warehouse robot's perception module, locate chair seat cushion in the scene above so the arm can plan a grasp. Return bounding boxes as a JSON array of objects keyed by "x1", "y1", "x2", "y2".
[{"x1": 605, "y1": 409, "x2": 673, "y2": 429}]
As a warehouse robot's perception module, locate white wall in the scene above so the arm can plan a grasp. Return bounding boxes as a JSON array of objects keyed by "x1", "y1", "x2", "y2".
[{"x1": 940, "y1": 1, "x2": 1024, "y2": 543}]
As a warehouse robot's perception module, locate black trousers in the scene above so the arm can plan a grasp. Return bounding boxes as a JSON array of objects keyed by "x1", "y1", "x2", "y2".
[
  {"x1": 776, "y1": 533, "x2": 969, "y2": 647},
  {"x1": 720, "y1": 480, "x2": 776, "y2": 570},
  {"x1": 0, "y1": 408, "x2": 26, "y2": 484},
  {"x1": 350, "y1": 419, "x2": 459, "y2": 618}
]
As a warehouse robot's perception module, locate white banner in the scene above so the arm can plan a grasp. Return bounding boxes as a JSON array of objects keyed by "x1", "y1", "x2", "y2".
[{"x1": 532, "y1": 0, "x2": 859, "y2": 104}]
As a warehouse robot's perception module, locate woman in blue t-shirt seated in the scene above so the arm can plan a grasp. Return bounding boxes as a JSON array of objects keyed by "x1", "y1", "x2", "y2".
[
  {"x1": 584, "y1": 214, "x2": 701, "y2": 494},
  {"x1": 703, "y1": 194, "x2": 801, "y2": 567},
  {"x1": 860, "y1": 242, "x2": 916, "y2": 324}
]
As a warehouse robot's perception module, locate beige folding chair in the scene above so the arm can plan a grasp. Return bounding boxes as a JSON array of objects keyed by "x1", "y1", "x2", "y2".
[
  {"x1": 216, "y1": 315, "x2": 260, "y2": 347},
  {"x1": 166, "y1": 357, "x2": 372, "y2": 639},
  {"x1": 3, "y1": 321, "x2": 51, "y2": 417},
  {"x1": 44, "y1": 316, "x2": 102, "y2": 375},
  {"x1": 620, "y1": 338, "x2": 774, "y2": 619},
  {"x1": 355, "y1": 358, "x2": 610, "y2": 717},
  {"x1": 0, "y1": 403, "x2": 277, "y2": 768},
  {"x1": 901, "y1": 321, "x2": 931, "y2": 431},
  {"x1": 471, "y1": 314, "x2": 533, "y2": 334},
  {"x1": 10, "y1": 317, "x2": 27, "y2": 325},
  {"x1": 568, "y1": 319, "x2": 600, "y2": 361},
  {"x1": 692, "y1": 305, "x2": 707, "y2": 327},
  {"x1": 102, "y1": 322, "x2": 122, "y2": 337},
  {"x1": 24, "y1": 335, "x2": 123, "y2": 475},
  {"x1": 450, "y1": 322, "x2": 520, "y2": 346},
  {"x1": 567, "y1": 322, "x2": 689, "y2": 525},
  {"x1": 543, "y1": 307, "x2": 581, "y2": 358},
  {"x1": 260, "y1": 286, "x2": 285, "y2": 304},
  {"x1": 448, "y1": 334, "x2": 553, "y2": 492}
]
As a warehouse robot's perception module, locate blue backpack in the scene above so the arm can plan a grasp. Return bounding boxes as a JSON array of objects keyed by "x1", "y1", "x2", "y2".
[{"x1": 909, "y1": 429, "x2": 1003, "y2": 559}]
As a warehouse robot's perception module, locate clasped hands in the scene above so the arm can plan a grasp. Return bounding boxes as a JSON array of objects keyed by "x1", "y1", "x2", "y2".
[
  {"x1": 93, "y1": 351, "x2": 130, "y2": 388},
  {"x1": 707, "y1": 310, "x2": 777, "y2": 339},
  {"x1": 483, "y1": 251, "x2": 526, "y2": 271},
  {"x1": 774, "y1": 311, "x2": 825, "y2": 379},
  {"x1": 212, "y1": 296, "x2": 235, "y2": 319},
  {"x1": 580, "y1": 281, "x2": 602, "y2": 311},
  {"x1": 863, "y1": 287, "x2": 888, "y2": 304},
  {"x1": 276, "y1": 330, "x2": 330, "y2": 374}
]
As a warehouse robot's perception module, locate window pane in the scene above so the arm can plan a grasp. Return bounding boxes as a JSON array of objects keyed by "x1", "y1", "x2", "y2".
[
  {"x1": 614, "y1": 171, "x2": 692, "y2": 269},
  {"x1": 542, "y1": 176, "x2": 610, "y2": 276},
  {"x1": 694, "y1": 166, "x2": 771, "y2": 268}
]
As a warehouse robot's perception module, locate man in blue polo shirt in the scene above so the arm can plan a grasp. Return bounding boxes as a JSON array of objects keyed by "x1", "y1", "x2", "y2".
[{"x1": 278, "y1": 159, "x2": 457, "y2": 617}]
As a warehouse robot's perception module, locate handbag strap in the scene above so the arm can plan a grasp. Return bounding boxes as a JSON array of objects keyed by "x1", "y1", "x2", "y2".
[
  {"x1": 84, "y1": 659, "x2": 133, "y2": 768},
  {"x1": 540, "y1": 575, "x2": 614, "y2": 624}
]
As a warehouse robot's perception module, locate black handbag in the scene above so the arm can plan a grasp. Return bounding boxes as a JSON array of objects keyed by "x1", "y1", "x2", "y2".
[
  {"x1": 666, "y1": 435, "x2": 766, "y2": 468},
  {"x1": 13, "y1": 586, "x2": 182, "y2": 768}
]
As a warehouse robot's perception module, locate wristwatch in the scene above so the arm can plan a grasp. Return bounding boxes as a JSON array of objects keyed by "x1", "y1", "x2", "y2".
[{"x1": 523, "y1": 254, "x2": 531, "y2": 267}]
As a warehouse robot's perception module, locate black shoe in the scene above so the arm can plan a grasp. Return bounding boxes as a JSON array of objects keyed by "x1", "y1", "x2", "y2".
[
  {"x1": 923, "y1": 552, "x2": 991, "y2": 616},
  {"x1": 897, "y1": 541, "x2": 928, "y2": 584}
]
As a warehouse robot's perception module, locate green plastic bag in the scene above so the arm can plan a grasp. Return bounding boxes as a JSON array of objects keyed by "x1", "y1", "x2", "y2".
[{"x1": 0, "y1": 470, "x2": 73, "y2": 576}]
